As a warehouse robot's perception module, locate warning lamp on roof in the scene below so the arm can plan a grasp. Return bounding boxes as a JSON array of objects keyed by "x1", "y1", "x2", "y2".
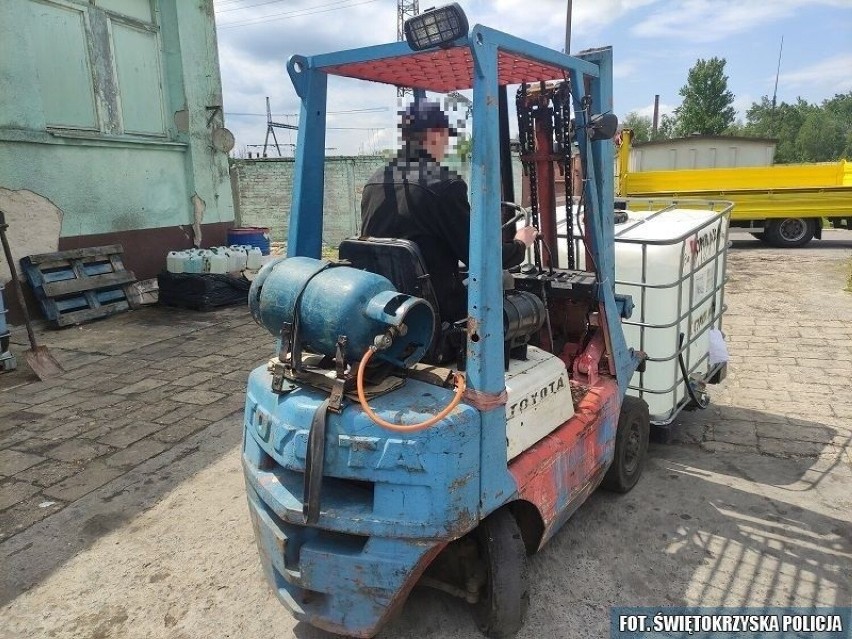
[{"x1": 403, "y1": 3, "x2": 469, "y2": 51}]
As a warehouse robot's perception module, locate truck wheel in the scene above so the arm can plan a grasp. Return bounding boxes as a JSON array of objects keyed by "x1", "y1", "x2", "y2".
[
  {"x1": 601, "y1": 396, "x2": 650, "y2": 493},
  {"x1": 764, "y1": 218, "x2": 816, "y2": 248},
  {"x1": 473, "y1": 509, "x2": 529, "y2": 638}
]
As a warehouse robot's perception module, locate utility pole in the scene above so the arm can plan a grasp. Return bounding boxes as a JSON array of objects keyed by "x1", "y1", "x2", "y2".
[
  {"x1": 396, "y1": 0, "x2": 419, "y2": 97},
  {"x1": 262, "y1": 97, "x2": 299, "y2": 158},
  {"x1": 564, "y1": 0, "x2": 572, "y2": 54}
]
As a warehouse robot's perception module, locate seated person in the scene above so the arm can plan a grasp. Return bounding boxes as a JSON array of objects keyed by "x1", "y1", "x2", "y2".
[{"x1": 360, "y1": 100, "x2": 537, "y2": 323}]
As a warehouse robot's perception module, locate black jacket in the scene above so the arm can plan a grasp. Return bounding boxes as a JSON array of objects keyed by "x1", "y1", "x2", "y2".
[{"x1": 361, "y1": 149, "x2": 525, "y2": 322}]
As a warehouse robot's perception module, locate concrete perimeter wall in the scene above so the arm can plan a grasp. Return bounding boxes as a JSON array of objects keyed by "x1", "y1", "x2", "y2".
[{"x1": 230, "y1": 156, "x2": 525, "y2": 247}]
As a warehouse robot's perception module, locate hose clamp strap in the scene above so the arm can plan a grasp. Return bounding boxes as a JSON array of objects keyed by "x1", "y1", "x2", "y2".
[{"x1": 463, "y1": 387, "x2": 508, "y2": 411}]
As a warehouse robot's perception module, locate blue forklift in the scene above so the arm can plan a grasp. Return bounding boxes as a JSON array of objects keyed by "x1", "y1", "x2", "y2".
[{"x1": 243, "y1": 5, "x2": 648, "y2": 637}]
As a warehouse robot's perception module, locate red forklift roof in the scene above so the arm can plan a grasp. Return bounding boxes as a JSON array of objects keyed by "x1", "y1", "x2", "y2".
[{"x1": 323, "y1": 46, "x2": 570, "y2": 92}]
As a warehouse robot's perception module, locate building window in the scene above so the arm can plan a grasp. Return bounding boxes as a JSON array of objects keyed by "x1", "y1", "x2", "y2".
[{"x1": 26, "y1": 0, "x2": 166, "y2": 138}]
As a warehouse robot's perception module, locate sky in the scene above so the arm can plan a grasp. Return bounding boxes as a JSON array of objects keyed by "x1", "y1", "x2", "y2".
[{"x1": 213, "y1": 0, "x2": 852, "y2": 156}]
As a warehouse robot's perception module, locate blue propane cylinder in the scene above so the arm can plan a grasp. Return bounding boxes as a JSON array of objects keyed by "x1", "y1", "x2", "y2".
[{"x1": 249, "y1": 256, "x2": 435, "y2": 367}]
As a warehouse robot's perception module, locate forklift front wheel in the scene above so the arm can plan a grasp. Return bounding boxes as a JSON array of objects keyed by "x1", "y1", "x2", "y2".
[
  {"x1": 601, "y1": 396, "x2": 650, "y2": 493},
  {"x1": 473, "y1": 509, "x2": 529, "y2": 638}
]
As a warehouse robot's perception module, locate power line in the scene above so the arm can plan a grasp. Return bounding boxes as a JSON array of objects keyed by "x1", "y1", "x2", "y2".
[
  {"x1": 217, "y1": 0, "x2": 299, "y2": 13},
  {"x1": 225, "y1": 107, "x2": 389, "y2": 117},
  {"x1": 218, "y1": 0, "x2": 380, "y2": 29}
]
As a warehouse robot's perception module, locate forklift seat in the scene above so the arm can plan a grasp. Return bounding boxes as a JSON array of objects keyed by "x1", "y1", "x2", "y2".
[{"x1": 338, "y1": 237, "x2": 456, "y2": 364}]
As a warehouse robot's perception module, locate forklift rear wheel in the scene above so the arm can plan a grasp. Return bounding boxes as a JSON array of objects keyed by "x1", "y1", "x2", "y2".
[
  {"x1": 601, "y1": 396, "x2": 650, "y2": 493},
  {"x1": 473, "y1": 508, "x2": 529, "y2": 638}
]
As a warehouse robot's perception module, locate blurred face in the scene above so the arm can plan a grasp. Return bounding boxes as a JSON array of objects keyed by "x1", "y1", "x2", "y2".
[{"x1": 425, "y1": 127, "x2": 451, "y2": 161}]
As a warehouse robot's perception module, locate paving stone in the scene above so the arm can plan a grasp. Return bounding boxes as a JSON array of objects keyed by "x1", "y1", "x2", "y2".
[
  {"x1": 68, "y1": 393, "x2": 128, "y2": 412},
  {"x1": 172, "y1": 389, "x2": 227, "y2": 405},
  {"x1": 26, "y1": 390, "x2": 102, "y2": 415},
  {"x1": 7, "y1": 381, "x2": 72, "y2": 401},
  {"x1": 9, "y1": 437, "x2": 59, "y2": 456},
  {"x1": 103, "y1": 438, "x2": 170, "y2": 469},
  {"x1": 152, "y1": 404, "x2": 205, "y2": 426},
  {"x1": 170, "y1": 370, "x2": 219, "y2": 387},
  {"x1": 0, "y1": 479, "x2": 41, "y2": 510},
  {"x1": 0, "y1": 494, "x2": 64, "y2": 542},
  {"x1": 59, "y1": 352, "x2": 108, "y2": 371},
  {"x1": 0, "y1": 449, "x2": 45, "y2": 475},
  {"x1": 223, "y1": 368, "x2": 255, "y2": 382},
  {"x1": 188, "y1": 398, "x2": 245, "y2": 423},
  {"x1": 13, "y1": 460, "x2": 80, "y2": 488},
  {"x1": 758, "y1": 438, "x2": 835, "y2": 459},
  {"x1": 0, "y1": 410, "x2": 50, "y2": 430},
  {"x1": 45, "y1": 438, "x2": 114, "y2": 463},
  {"x1": 42, "y1": 461, "x2": 125, "y2": 502},
  {"x1": 95, "y1": 421, "x2": 167, "y2": 448},
  {"x1": 132, "y1": 384, "x2": 185, "y2": 404},
  {"x1": 0, "y1": 427, "x2": 36, "y2": 449},
  {"x1": 59, "y1": 372, "x2": 120, "y2": 391},
  {"x1": 151, "y1": 418, "x2": 213, "y2": 444},
  {"x1": 186, "y1": 354, "x2": 230, "y2": 369},
  {"x1": 755, "y1": 421, "x2": 837, "y2": 445},
  {"x1": 711, "y1": 420, "x2": 758, "y2": 446},
  {"x1": 0, "y1": 401, "x2": 32, "y2": 418},
  {"x1": 145, "y1": 355, "x2": 197, "y2": 371},
  {"x1": 38, "y1": 417, "x2": 100, "y2": 441},
  {"x1": 700, "y1": 440, "x2": 758, "y2": 455},
  {"x1": 114, "y1": 378, "x2": 170, "y2": 396}
]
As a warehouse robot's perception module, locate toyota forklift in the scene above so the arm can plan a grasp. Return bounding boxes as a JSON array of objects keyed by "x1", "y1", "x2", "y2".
[{"x1": 242, "y1": 4, "x2": 649, "y2": 637}]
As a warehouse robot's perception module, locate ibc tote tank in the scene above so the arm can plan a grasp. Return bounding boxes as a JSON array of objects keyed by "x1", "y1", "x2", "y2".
[{"x1": 557, "y1": 203, "x2": 729, "y2": 423}]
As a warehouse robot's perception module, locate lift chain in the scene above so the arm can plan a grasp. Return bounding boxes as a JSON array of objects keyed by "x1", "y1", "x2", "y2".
[{"x1": 515, "y1": 81, "x2": 577, "y2": 270}]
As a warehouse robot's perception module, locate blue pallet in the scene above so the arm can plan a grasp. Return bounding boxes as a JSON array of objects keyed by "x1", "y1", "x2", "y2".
[{"x1": 20, "y1": 245, "x2": 137, "y2": 328}]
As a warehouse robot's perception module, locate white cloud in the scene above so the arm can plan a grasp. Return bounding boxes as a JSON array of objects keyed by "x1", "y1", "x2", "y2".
[
  {"x1": 634, "y1": 101, "x2": 675, "y2": 118},
  {"x1": 214, "y1": 0, "x2": 851, "y2": 153},
  {"x1": 631, "y1": 0, "x2": 850, "y2": 42},
  {"x1": 778, "y1": 53, "x2": 852, "y2": 95}
]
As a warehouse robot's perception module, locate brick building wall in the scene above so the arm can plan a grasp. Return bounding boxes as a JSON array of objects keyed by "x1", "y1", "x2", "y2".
[
  {"x1": 230, "y1": 156, "x2": 524, "y2": 248},
  {"x1": 230, "y1": 156, "x2": 386, "y2": 246}
]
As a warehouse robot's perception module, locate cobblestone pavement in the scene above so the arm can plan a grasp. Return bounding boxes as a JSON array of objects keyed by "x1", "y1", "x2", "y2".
[{"x1": 1, "y1": 231, "x2": 851, "y2": 638}]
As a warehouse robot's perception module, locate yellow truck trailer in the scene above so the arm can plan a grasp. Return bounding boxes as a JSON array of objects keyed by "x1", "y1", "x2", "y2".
[{"x1": 617, "y1": 129, "x2": 852, "y2": 247}]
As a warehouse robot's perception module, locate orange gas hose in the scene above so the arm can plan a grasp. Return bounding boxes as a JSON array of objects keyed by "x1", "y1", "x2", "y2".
[{"x1": 356, "y1": 346, "x2": 467, "y2": 432}]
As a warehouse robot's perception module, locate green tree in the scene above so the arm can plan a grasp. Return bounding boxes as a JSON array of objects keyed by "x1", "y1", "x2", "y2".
[
  {"x1": 822, "y1": 92, "x2": 852, "y2": 159},
  {"x1": 674, "y1": 57, "x2": 736, "y2": 136},
  {"x1": 795, "y1": 110, "x2": 847, "y2": 162},
  {"x1": 658, "y1": 113, "x2": 679, "y2": 139},
  {"x1": 620, "y1": 112, "x2": 653, "y2": 143},
  {"x1": 742, "y1": 97, "x2": 814, "y2": 163}
]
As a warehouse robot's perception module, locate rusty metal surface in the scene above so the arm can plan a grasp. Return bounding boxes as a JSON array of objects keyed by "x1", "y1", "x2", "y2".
[{"x1": 509, "y1": 377, "x2": 620, "y2": 548}]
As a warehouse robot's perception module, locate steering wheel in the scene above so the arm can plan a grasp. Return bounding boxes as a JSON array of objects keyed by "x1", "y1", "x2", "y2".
[{"x1": 501, "y1": 201, "x2": 532, "y2": 230}]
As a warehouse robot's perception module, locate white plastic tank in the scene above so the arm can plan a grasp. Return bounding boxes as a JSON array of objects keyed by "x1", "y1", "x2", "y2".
[
  {"x1": 185, "y1": 252, "x2": 204, "y2": 274},
  {"x1": 207, "y1": 250, "x2": 228, "y2": 274},
  {"x1": 556, "y1": 202, "x2": 729, "y2": 423},
  {"x1": 247, "y1": 247, "x2": 263, "y2": 270},
  {"x1": 229, "y1": 245, "x2": 248, "y2": 271},
  {"x1": 166, "y1": 251, "x2": 186, "y2": 274}
]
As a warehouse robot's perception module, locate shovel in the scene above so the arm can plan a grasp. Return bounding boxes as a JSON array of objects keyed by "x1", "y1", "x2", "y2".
[{"x1": 0, "y1": 210, "x2": 65, "y2": 380}]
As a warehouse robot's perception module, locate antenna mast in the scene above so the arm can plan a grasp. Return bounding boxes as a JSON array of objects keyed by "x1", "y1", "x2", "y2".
[
  {"x1": 396, "y1": 0, "x2": 419, "y2": 97},
  {"x1": 771, "y1": 35, "x2": 784, "y2": 111}
]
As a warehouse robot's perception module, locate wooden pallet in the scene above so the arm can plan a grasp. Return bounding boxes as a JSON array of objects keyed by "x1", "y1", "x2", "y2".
[{"x1": 21, "y1": 245, "x2": 138, "y2": 327}]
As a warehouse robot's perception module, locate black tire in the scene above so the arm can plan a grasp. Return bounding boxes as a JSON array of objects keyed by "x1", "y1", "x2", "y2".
[
  {"x1": 750, "y1": 232, "x2": 767, "y2": 242},
  {"x1": 764, "y1": 218, "x2": 816, "y2": 248},
  {"x1": 601, "y1": 396, "x2": 650, "y2": 493},
  {"x1": 473, "y1": 509, "x2": 529, "y2": 638}
]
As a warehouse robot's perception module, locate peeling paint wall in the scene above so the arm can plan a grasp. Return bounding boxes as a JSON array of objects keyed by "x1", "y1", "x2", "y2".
[
  {"x1": 0, "y1": 0, "x2": 233, "y2": 240},
  {"x1": 0, "y1": 189, "x2": 63, "y2": 283}
]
